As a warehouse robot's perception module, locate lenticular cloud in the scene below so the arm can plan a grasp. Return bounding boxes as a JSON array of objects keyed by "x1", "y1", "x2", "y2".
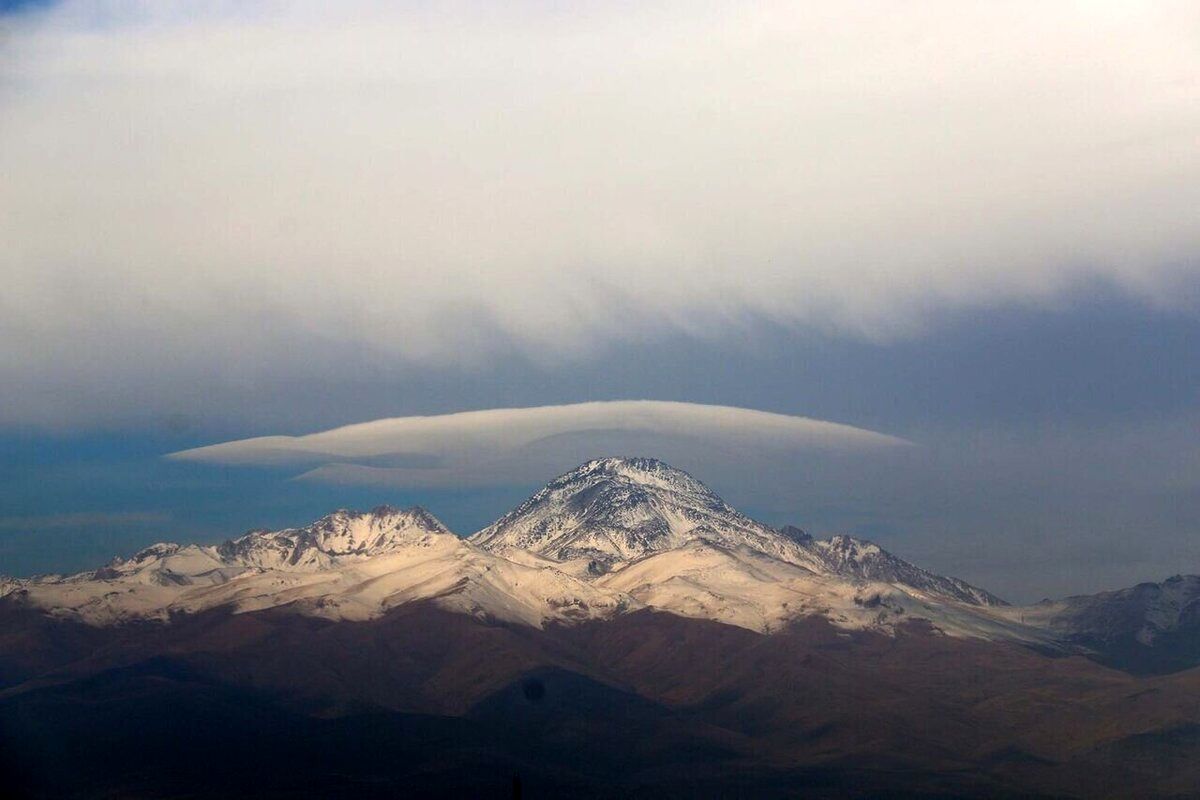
[{"x1": 169, "y1": 401, "x2": 909, "y2": 487}]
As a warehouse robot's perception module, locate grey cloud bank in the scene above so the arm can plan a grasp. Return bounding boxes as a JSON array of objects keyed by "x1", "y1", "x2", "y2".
[{"x1": 2, "y1": 1, "x2": 1199, "y2": 428}]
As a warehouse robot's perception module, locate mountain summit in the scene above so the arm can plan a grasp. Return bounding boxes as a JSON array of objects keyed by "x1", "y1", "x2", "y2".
[
  {"x1": 469, "y1": 457, "x2": 804, "y2": 571},
  {"x1": 215, "y1": 505, "x2": 450, "y2": 570}
]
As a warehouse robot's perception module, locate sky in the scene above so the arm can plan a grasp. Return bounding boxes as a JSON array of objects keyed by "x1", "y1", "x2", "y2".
[{"x1": 1, "y1": 1, "x2": 1198, "y2": 602}]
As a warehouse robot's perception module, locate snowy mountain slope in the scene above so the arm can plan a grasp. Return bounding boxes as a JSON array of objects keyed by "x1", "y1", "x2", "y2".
[
  {"x1": 0, "y1": 507, "x2": 634, "y2": 628},
  {"x1": 596, "y1": 540, "x2": 1043, "y2": 639},
  {"x1": 213, "y1": 505, "x2": 451, "y2": 570},
  {"x1": 469, "y1": 457, "x2": 822, "y2": 571},
  {"x1": 1017, "y1": 574, "x2": 1200, "y2": 640},
  {"x1": 597, "y1": 541, "x2": 831, "y2": 633},
  {"x1": 0, "y1": 542, "x2": 240, "y2": 624},
  {"x1": 469, "y1": 457, "x2": 1002, "y2": 608},
  {"x1": 167, "y1": 534, "x2": 636, "y2": 628},
  {"x1": 995, "y1": 574, "x2": 1200, "y2": 673},
  {"x1": 807, "y1": 536, "x2": 1005, "y2": 606}
]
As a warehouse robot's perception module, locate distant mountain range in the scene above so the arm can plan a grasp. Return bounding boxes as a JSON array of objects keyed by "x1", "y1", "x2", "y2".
[
  {"x1": 3, "y1": 458, "x2": 1200, "y2": 798},
  {"x1": 2, "y1": 457, "x2": 1187, "y2": 654}
]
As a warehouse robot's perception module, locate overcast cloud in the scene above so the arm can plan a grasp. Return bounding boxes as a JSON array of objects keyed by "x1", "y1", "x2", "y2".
[{"x1": 2, "y1": 1, "x2": 1199, "y2": 426}]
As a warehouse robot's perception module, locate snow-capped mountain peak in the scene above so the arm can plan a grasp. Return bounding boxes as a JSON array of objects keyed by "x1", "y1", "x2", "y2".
[
  {"x1": 807, "y1": 535, "x2": 1006, "y2": 606},
  {"x1": 468, "y1": 457, "x2": 805, "y2": 571},
  {"x1": 560, "y1": 457, "x2": 726, "y2": 498},
  {"x1": 216, "y1": 504, "x2": 451, "y2": 570},
  {"x1": 470, "y1": 458, "x2": 1005, "y2": 613}
]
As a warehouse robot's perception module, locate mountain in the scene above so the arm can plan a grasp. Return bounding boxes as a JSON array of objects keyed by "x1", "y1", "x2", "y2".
[
  {"x1": 471, "y1": 457, "x2": 1003, "y2": 608},
  {"x1": 1015, "y1": 574, "x2": 1200, "y2": 675},
  {"x1": 2, "y1": 457, "x2": 1188, "y2": 650},
  {"x1": 806, "y1": 535, "x2": 1005, "y2": 606},
  {"x1": 1, "y1": 505, "x2": 632, "y2": 628},
  {"x1": 469, "y1": 457, "x2": 817, "y2": 571},
  {"x1": 5, "y1": 457, "x2": 1200, "y2": 797},
  {"x1": 1, "y1": 458, "x2": 1019, "y2": 639},
  {"x1": 74, "y1": 505, "x2": 450, "y2": 588},
  {"x1": 590, "y1": 538, "x2": 1025, "y2": 638},
  {"x1": 214, "y1": 504, "x2": 451, "y2": 568}
]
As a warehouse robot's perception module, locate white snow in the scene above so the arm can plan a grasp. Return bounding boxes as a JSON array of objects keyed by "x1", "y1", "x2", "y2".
[
  {"x1": 6, "y1": 524, "x2": 632, "y2": 629},
  {"x1": 598, "y1": 540, "x2": 1049, "y2": 640}
]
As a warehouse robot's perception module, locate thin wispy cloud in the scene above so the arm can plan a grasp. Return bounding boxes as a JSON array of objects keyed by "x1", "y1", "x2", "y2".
[{"x1": 2, "y1": 2, "x2": 1198, "y2": 426}]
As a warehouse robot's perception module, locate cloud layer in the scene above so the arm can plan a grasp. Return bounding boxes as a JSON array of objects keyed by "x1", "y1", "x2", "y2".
[
  {"x1": 2, "y1": 1, "x2": 1199, "y2": 426},
  {"x1": 168, "y1": 400, "x2": 908, "y2": 488}
]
